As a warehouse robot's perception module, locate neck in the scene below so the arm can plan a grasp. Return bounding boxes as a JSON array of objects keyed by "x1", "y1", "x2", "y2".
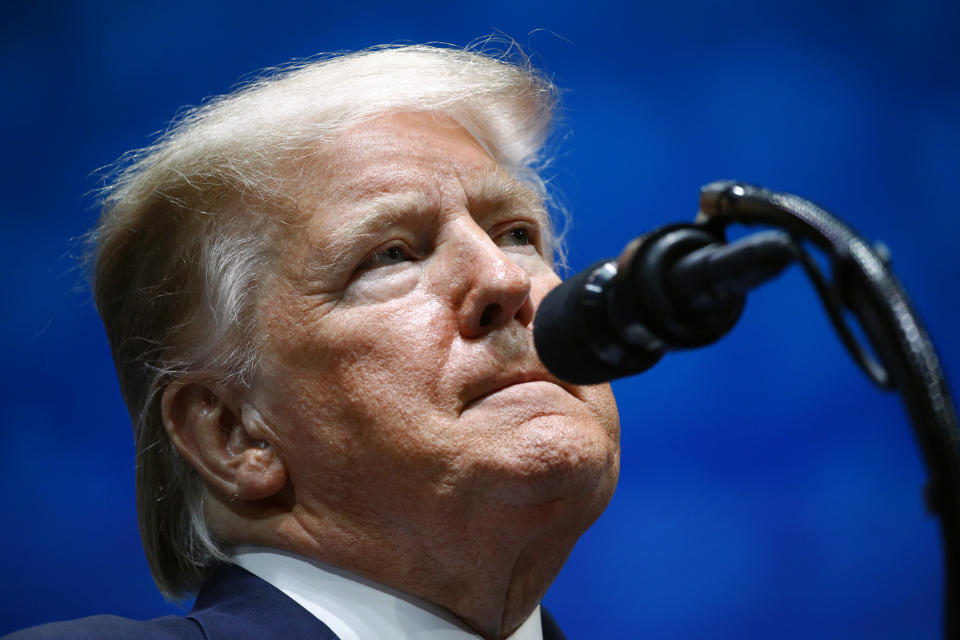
[{"x1": 211, "y1": 491, "x2": 603, "y2": 639}]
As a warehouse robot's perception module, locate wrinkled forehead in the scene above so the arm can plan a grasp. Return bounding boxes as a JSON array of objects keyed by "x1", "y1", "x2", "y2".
[
  {"x1": 274, "y1": 112, "x2": 551, "y2": 250},
  {"x1": 291, "y1": 113, "x2": 529, "y2": 205}
]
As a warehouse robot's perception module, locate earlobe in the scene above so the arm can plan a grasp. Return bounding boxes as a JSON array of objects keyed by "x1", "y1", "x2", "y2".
[{"x1": 160, "y1": 381, "x2": 287, "y2": 502}]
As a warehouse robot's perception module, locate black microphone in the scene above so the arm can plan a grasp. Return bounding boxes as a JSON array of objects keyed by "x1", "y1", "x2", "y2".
[{"x1": 533, "y1": 225, "x2": 797, "y2": 384}]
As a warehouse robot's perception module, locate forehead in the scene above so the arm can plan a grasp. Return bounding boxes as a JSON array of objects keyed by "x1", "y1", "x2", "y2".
[
  {"x1": 293, "y1": 112, "x2": 517, "y2": 210},
  {"x1": 278, "y1": 112, "x2": 547, "y2": 256}
]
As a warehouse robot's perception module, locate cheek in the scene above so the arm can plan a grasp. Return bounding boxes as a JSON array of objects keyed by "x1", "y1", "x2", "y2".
[
  {"x1": 351, "y1": 293, "x2": 453, "y2": 374},
  {"x1": 581, "y1": 383, "x2": 620, "y2": 445},
  {"x1": 528, "y1": 265, "x2": 562, "y2": 308},
  {"x1": 276, "y1": 286, "x2": 452, "y2": 368},
  {"x1": 258, "y1": 293, "x2": 463, "y2": 487},
  {"x1": 265, "y1": 291, "x2": 457, "y2": 426}
]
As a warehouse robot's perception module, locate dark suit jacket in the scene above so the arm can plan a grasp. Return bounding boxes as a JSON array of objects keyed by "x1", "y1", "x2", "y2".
[{"x1": 5, "y1": 565, "x2": 568, "y2": 640}]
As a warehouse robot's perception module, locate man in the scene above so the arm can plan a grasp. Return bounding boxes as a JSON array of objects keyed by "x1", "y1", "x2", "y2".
[{"x1": 9, "y1": 44, "x2": 620, "y2": 640}]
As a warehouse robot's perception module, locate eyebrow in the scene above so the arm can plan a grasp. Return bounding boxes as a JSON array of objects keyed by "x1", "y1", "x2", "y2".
[{"x1": 470, "y1": 170, "x2": 546, "y2": 216}]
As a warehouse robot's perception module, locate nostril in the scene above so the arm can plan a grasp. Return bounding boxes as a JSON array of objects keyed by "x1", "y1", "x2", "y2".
[{"x1": 479, "y1": 303, "x2": 501, "y2": 327}]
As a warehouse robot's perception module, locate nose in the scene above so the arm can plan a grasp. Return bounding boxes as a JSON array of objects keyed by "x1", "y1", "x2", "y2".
[{"x1": 454, "y1": 228, "x2": 535, "y2": 339}]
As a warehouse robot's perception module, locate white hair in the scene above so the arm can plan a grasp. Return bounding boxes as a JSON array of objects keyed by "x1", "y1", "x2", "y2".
[{"x1": 91, "y1": 42, "x2": 562, "y2": 599}]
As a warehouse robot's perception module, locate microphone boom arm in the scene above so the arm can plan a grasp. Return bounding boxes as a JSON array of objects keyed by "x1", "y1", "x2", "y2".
[{"x1": 698, "y1": 181, "x2": 960, "y2": 639}]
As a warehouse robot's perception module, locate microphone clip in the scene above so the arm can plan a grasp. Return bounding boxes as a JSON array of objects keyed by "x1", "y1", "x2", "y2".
[{"x1": 613, "y1": 223, "x2": 747, "y2": 350}]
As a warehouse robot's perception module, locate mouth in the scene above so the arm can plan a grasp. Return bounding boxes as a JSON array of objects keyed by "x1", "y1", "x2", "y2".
[{"x1": 461, "y1": 370, "x2": 578, "y2": 412}]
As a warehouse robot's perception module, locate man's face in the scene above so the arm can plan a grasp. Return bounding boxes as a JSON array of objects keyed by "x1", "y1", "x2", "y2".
[{"x1": 252, "y1": 112, "x2": 619, "y2": 543}]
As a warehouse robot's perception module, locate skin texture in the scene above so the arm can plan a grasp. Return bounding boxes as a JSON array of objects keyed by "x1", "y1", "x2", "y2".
[{"x1": 162, "y1": 112, "x2": 620, "y2": 639}]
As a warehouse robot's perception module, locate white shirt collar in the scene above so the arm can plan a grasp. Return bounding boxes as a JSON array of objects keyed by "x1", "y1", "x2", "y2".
[{"x1": 232, "y1": 546, "x2": 543, "y2": 640}]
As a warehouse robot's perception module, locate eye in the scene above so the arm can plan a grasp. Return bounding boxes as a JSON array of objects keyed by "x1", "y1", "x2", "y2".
[
  {"x1": 494, "y1": 224, "x2": 539, "y2": 251},
  {"x1": 505, "y1": 227, "x2": 531, "y2": 246},
  {"x1": 358, "y1": 244, "x2": 413, "y2": 271}
]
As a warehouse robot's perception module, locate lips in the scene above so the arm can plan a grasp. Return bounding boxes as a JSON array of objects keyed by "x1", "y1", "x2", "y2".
[{"x1": 461, "y1": 368, "x2": 579, "y2": 412}]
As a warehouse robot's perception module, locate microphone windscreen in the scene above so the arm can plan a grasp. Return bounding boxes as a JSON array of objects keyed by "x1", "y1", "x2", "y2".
[{"x1": 533, "y1": 260, "x2": 628, "y2": 385}]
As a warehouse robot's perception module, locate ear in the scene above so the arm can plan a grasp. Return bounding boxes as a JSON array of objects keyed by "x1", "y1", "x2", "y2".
[{"x1": 160, "y1": 381, "x2": 287, "y2": 501}]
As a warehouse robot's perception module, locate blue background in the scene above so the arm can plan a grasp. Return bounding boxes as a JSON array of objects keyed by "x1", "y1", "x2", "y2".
[{"x1": 2, "y1": 1, "x2": 958, "y2": 638}]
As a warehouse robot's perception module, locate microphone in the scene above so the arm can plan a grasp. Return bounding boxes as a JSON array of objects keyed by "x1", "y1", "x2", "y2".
[{"x1": 533, "y1": 224, "x2": 797, "y2": 384}]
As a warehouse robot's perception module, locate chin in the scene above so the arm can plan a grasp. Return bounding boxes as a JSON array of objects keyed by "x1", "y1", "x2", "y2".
[{"x1": 476, "y1": 412, "x2": 620, "y2": 512}]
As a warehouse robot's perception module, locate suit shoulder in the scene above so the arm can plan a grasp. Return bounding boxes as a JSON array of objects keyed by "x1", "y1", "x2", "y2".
[{"x1": 3, "y1": 614, "x2": 202, "y2": 640}]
